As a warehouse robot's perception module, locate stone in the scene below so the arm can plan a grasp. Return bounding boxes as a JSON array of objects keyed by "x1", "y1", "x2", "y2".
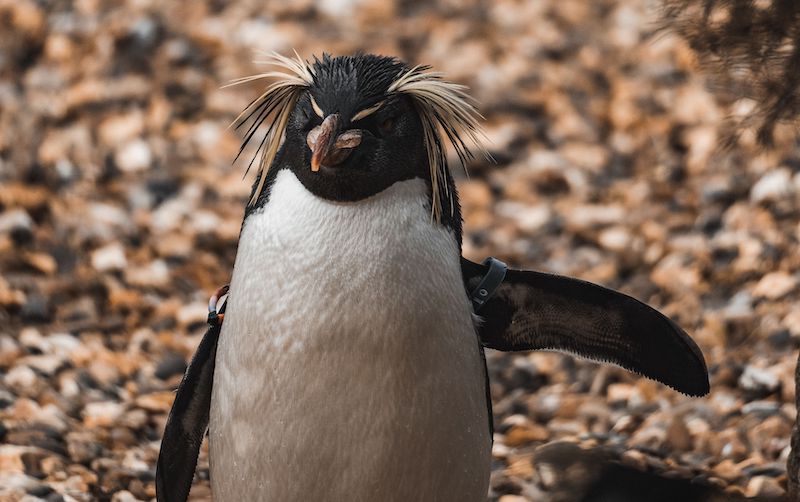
[
  {"x1": 504, "y1": 422, "x2": 549, "y2": 446},
  {"x1": 98, "y1": 112, "x2": 145, "y2": 146},
  {"x1": 745, "y1": 475, "x2": 784, "y2": 498},
  {"x1": 750, "y1": 168, "x2": 792, "y2": 203},
  {"x1": 111, "y1": 490, "x2": 142, "y2": 502},
  {"x1": 124, "y1": 260, "x2": 170, "y2": 287},
  {"x1": 598, "y1": 226, "x2": 632, "y2": 253},
  {"x1": 4, "y1": 365, "x2": 38, "y2": 391},
  {"x1": 496, "y1": 201, "x2": 552, "y2": 233},
  {"x1": 739, "y1": 366, "x2": 780, "y2": 394},
  {"x1": 115, "y1": 139, "x2": 153, "y2": 172},
  {"x1": 134, "y1": 392, "x2": 174, "y2": 413},
  {"x1": 91, "y1": 243, "x2": 128, "y2": 272},
  {"x1": 82, "y1": 401, "x2": 125, "y2": 428},
  {"x1": 752, "y1": 271, "x2": 797, "y2": 300},
  {"x1": 0, "y1": 209, "x2": 34, "y2": 237}
]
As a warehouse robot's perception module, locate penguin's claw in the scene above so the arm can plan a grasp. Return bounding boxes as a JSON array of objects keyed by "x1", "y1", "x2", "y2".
[{"x1": 208, "y1": 284, "x2": 229, "y2": 326}]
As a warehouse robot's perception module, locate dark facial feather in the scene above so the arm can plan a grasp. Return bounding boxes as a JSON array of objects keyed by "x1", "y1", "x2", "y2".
[{"x1": 228, "y1": 53, "x2": 489, "y2": 219}]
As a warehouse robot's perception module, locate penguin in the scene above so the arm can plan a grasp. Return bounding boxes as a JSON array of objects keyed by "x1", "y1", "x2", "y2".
[{"x1": 155, "y1": 53, "x2": 709, "y2": 502}]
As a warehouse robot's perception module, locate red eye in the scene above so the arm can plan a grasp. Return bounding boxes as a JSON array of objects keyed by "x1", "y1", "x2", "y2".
[{"x1": 379, "y1": 117, "x2": 395, "y2": 134}]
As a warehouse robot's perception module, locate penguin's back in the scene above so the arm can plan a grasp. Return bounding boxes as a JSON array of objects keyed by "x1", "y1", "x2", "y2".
[{"x1": 209, "y1": 169, "x2": 491, "y2": 501}]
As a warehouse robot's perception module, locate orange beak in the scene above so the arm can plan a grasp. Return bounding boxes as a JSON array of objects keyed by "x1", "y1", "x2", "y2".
[{"x1": 307, "y1": 114, "x2": 363, "y2": 172}]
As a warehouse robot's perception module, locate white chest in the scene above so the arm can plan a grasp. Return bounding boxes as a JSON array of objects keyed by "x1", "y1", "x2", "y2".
[{"x1": 209, "y1": 170, "x2": 490, "y2": 501}]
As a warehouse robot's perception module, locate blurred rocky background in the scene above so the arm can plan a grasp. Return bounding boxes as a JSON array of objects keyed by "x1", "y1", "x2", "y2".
[{"x1": 1, "y1": 0, "x2": 800, "y2": 500}]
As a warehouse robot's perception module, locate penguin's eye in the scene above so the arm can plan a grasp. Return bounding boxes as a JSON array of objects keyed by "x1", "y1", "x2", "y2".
[{"x1": 378, "y1": 117, "x2": 396, "y2": 135}]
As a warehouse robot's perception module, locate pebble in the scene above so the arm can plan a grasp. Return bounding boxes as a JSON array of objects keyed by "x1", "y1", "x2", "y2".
[
  {"x1": 745, "y1": 475, "x2": 784, "y2": 497},
  {"x1": 115, "y1": 139, "x2": 153, "y2": 172},
  {"x1": 750, "y1": 168, "x2": 793, "y2": 203},
  {"x1": 5, "y1": 365, "x2": 39, "y2": 391},
  {"x1": 124, "y1": 259, "x2": 170, "y2": 287},
  {"x1": 82, "y1": 402, "x2": 125, "y2": 428},
  {"x1": 90, "y1": 243, "x2": 128, "y2": 272},
  {"x1": 752, "y1": 271, "x2": 797, "y2": 300},
  {"x1": 111, "y1": 490, "x2": 143, "y2": 502},
  {"x1": 739, "y1": 366, "x2": 781, "y2": 394},
  {"x1": 0, "y1": 208, "x2": 34, "y2": 236}
]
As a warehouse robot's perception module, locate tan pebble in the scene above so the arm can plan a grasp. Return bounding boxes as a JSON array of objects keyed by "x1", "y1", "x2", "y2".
[
  {"x1": 607, "y1": 383, "x2": 633, "y2": 403},
  {"x1": 155, "y1": 234, "x2": 193, "y2": 259},
  {"x1": 120, "y1": 409, "x2": 149, "y2": 429},
  {"x1": 11, "y1": 2, "x2": 44, "y2": 35},
  {"x1": 750, "y1": 169, "x2": 792, "y2": 203},
  {"x1": 651, "y1": 253, "x2": 705, "y2": 294},
  {"x1": 498, "y1": 496, "x2": 529, "y2": 502},
  {"x1": 108, "y1": 288, "x2": 142, "y2": 310},
  {"x1": 745, "y1": 475, "x2": 784, "y2": 498},
  {"x1": 111, "y1": 490, "x2": 142, "y2": 502},
  {"x1": 561, "y1": 142, "x2": 608, "y2": 172},
  {"x1": 506, "y1": 455, "x2": 535, "y2": 479},
  {"x1": 88, "y1": 360, "x2": 120, "y2": 386},
  {"x1": 565, "y1": 204, "x2": 625, "y2": 230},
  {"x1": 40, "y1": 455, "x2": 65, "y2": 475},
  {"x1": 612, "y1": 415, "x2": 638, "y2": 435},
  {"x1": 177, "y1": 302, "x2": 208, "y2": 327},
  {"x1": 134, "y1": 392, "x2": 174, "y2": 413},
  {"x1": 0, "y1": 445, "x2": 38, "y2": 472},
  {"x1": 492, "y1": 441, "x2": 511, "y2": 460},
  {"x1": 115, "y1": 139, "x2": 153, "y2": 172},
  {"x1": 83, "y1": 401, "x2": 125, "y2": 428},
  {"x1": 4, "y1": 365, "x2": 38, "y2": 390},
  {"x1": 666, "y1": 416, "x2": 693, "y2": 451},
  {"x1": 98, "y1": 112, "x2": 145, "y2": 146},
  {"x1": 20, "y1": 354, "x2": 64, "y2": 375},
  {"x1": 630, "y1": 426, "x2": 666, "y2": 450},
  {"x1": 0, "y1": 335, "x2": 21, "y2": 366},
  {"x1": 620, "y1": 449, "x2": 647, "y2": 469},
  {"x1": 496, "y1": 201, "x2": 551, "y2": 233},
  {"x1": 753, "y1": 271, "x2": 797, "y2": 300},
  {"x1": 44, "y1": 33, "x2": 74, "y2": 61},
  {"x1": 712, "y1": 459, "x2": 742, "y2": 482},
  {"x1": 91, "y1": 243, "x2": 127, "y2": 272},
  {"x1": 749, "y1": 416, "x2": 791, "y2": 455},
  {"x1": 125, "y1": 260, "x2": 170, "y2": 287},
  {"x1": 547, "y1": 418, "x2": 586, "y2": 437},
  {"x1": 62, "y1": 474, "x2": 90, "y2": 493},
  {"x1": 598, "y1": 226, "x2": 632, "y2": 253},
  {"x1": 0, "y1": 184, "x2": 48, "y2": 209},
  {"x1": 505, "y1": 423, "x2": 549, "y2": 447},
  {"x1": 22, "y1": 252, "x2": 57, "y2": 275}
]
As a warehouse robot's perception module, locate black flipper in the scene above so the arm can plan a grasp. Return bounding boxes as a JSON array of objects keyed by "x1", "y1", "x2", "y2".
[
  {"x1": 156, "y1": 321, "x2": 220, "y2": 502},
  {"x1": 462, "y1": 257, "x2": 709, "y2": 397}
]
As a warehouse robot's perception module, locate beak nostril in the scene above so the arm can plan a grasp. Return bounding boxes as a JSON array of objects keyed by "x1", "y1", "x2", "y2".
[
  {"x1": 334, "y1": 130, "x2": 362, "y2": 149},
  {"x1": 307, "y1": 115, "x2": 362, "y2": 171}
]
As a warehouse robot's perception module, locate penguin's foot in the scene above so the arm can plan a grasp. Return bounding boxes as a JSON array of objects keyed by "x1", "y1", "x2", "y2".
[{"x1": 207, "y1": 284, "x2": 229, "y2": 326}]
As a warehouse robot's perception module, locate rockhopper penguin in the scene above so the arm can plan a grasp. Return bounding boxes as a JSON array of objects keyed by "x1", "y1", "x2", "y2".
[{"x1": 156, "y1": 53, "x2": 710, "y2": 501}]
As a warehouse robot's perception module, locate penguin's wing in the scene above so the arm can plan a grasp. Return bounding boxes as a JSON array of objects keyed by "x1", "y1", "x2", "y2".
[
  {"x1": 156, "y1": 321, "x2": 220, "y2": 502},
  {"x1": 461, "y1": 257, "x2": 709, "y2": 396}
]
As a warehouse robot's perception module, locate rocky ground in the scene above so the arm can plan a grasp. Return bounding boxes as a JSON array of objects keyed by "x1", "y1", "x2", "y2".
[{"x1": 1, "y1": 0, "x2": 800, "y2": 500}]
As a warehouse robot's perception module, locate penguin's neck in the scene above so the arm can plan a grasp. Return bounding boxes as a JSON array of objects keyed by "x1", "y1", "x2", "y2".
[{"x1": 230, "y1": 168, "x2": 468, "y2": 351}]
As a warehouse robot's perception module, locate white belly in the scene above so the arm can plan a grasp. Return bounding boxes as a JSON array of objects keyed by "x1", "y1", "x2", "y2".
[{"x1": 209, "y1": 170, "x2": 491, "y2": 502}]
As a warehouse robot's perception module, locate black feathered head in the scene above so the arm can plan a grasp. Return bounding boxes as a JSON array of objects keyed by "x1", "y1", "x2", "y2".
[{"x1": 229, "y1": 52, "x2": 488, "y2": 223}]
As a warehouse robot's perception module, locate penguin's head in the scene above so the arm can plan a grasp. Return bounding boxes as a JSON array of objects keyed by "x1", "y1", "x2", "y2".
[
  {"x1": 284, "y1": 55, "x2": 427, "y2": 204},
  {"x1": 233, "y1": 53, "x2": 487, "y2": 224}
]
